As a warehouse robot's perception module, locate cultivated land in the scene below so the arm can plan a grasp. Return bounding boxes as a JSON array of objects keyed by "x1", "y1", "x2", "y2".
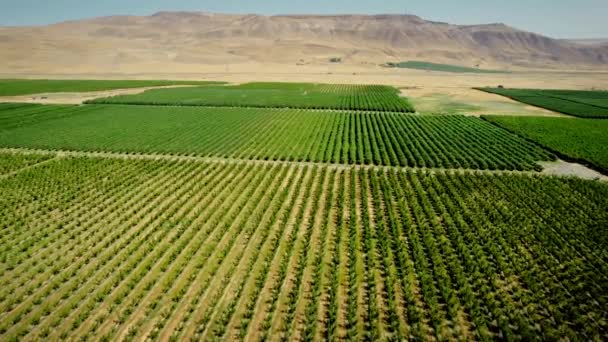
[
  {"x1": 0, "y1": 152, "x2": 53, "y2": 175},
  {"x1": 1, "y1": 77, "x2": 608, "y2": 341},
  {"x1": 386, "y1": 61, "x2": 506, "y2": 74},
  {"x1": 0, "y1": 79, "x2": 223, "y2": 97},
  {"x1": 485, "y1": 116, "x2": 608, "y2": 173},
  {"x1": 1, "y1": 153, "x2": 607, "y2": 341},
  {"x1": 88, "y1": 82, "x2": 415, "y2": 112},
  {"x1": 403, "y1": 87, "x2": 562, "y2": 116},
  {"x1": 478, "y1": 88, "x2": 608, "y2": 118},
  {"x1": 0, "y1": 104, "x2": 552, "y2": 170},
  {"x1": 2, "y1": 9, "x2": 608, "y2": 342}
]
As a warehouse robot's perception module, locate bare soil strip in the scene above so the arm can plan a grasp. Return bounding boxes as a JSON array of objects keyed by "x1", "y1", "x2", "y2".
[{"x1": 538, "y1": 160, "x2": 608, "y2": 181}]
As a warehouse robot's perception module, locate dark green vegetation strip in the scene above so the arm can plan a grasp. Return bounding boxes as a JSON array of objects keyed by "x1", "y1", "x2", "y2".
[
  {"x1": 1, "y1": 155, "x2": 607, "y2": 340},
  {"x1": 0, "y1": 79, "x2": 224, "y2": 97},
  {"x1": 0, "y1": 103, "x2": 100, "y2": 131},
  {"x1": 87, "y1": 82, "x2": 415, "y2": 112},
  {"x1": 0, "y1": 105, "x2": 551, "y2": 170},
  {"x1": 477, "y1": 88, "x2": 608, "y2": 118},
  {"x1": 386, "y1": 61, "x2": 506, "y2": 74},
  {"x1": 484, "y1": 115, "x2": 608, "y2": 173}
]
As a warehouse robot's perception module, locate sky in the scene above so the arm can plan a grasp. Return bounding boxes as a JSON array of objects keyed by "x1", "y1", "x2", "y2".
[{"x1": 1, "y1": 0, "x2": 607, "y2": 39}]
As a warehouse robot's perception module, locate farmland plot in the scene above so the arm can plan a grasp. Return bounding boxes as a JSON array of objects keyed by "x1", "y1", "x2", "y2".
[
  {"x1": 0, "y1": 103, "x2": 99, "y2": 130},
  {"x1": 477, "y1": 88, "x2": 608, "y2": 118},
  {"x1": 0, "y1": 104, "x2": 552, "y2": 170},
  {"x1": 1, "y1": 154, "x2": 607, "y2": 340},
  {"x1": 0, "y1": 151, "x2": 53, "y2": 175},
  {"x1": 484, "y1": 115, "x2": 608, "y2": 172},
  {"x1": 87, "y1": 82, "x2": 416, "y2": 112}
]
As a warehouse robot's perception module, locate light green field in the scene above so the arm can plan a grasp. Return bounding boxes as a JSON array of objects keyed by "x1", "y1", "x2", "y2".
[{"x1": 1, "y1": 154, "x2": 607, "y2": 341}]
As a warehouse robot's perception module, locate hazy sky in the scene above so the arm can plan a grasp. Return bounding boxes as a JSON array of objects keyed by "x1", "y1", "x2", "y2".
[{"x1": 1, "y1": 0, "x2": 607, "y2": 38}]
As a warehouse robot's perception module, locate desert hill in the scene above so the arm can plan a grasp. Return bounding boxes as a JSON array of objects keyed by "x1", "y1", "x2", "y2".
[{"x1": 1, "y1": 11, "x2": 607, "y2": 74}]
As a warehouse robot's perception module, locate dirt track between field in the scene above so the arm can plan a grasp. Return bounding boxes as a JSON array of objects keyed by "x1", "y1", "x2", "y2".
[{"x1": 2, "y1": 148, "x2": 606, "y2": 182}]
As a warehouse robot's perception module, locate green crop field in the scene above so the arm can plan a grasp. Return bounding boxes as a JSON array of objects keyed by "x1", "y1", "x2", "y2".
[
  {"x1": 0, "y1": 151, "x2": 53, "y2": 175},
  {"x1": 386, "y1": 61, "x2": 505, "y2": 74},
  {"x1": 2, "y1": 79, "x2": 607, "y2": 341},
  {"x1": 0, "y1": 79, "x2": 224, "y2": 97},
  {"x1": 1, "y1": 153, "x2": 607, "y2": 341},
  {"x1": 484, "y1": 115, "x2": 608, "y2": 172},
  {"x1": 477, "y1": 87, "x2": 608, "y2": 118},
  {"x1": 87, "y1": 82, "x2": 416, "y2": 112},
  {"x1": 0, "y1": 103, "x2": 101, "y2": 130},
  {"x1": 0, "y1": 104, "x2": 552, "y2": 170}
]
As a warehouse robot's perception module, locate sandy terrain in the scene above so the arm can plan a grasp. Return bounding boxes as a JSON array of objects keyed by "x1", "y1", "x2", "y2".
[
  {"x1": 538, "y1": 160, "x2": 608, "y2": 181},
  {"x1": 1, "y1": 12, "x2": 607, "y2": 75},
  {"x1": 3, "y1": 64, "x2": 608, "y2": 89}
]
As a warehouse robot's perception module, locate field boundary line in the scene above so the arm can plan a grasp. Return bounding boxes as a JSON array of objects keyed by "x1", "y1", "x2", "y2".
[
  {"x1": 1, "y1": 147, "x2": 606, "y2": 182},
  {"x1": 0, "y1": 154, "x2": 59, "y2": 179},
  {"x1": 543, "y1": 94, "x2": 608, "y2": 111},
  {"x1": 473, "y1": 88, "x2": 562, "y2": 116}
]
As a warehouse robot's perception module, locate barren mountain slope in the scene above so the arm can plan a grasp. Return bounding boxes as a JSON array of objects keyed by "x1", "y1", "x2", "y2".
[{"x1": 1, "y1": 11, "x2": 607, "y2": 74}]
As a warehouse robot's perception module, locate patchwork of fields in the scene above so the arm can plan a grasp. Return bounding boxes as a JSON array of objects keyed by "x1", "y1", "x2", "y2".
[
  {"x1": 1, "y1": 80, "x2": 607, "y2": 341},
  {"x1": 88, "y1": 82, "x2": 416, "y2": 112},
  {"x1": 478, "y1": 88, "x2": 608, "y2": 118},
  {"x1": 0, "y1": 104, "x2": 552, "y2": 170}
]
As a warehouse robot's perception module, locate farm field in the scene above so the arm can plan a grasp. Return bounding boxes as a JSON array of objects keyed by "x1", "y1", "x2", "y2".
[
  {"x1": 0, "y1": 79, "x2": 224, "y2": 97},
  {"x1": 0, "y1": 152, "x2": 53, "y2": 175},
  {"x1": 1, "y1": 153, "x2": 608, "y2": 341},
  {"x1": 87, "y1": 82, "x2": 415, "y2": 112},
  {"x1": 0, "y1": 104, "x2": 552, "y2": 170},
  {"x1": 478, "y1": 88, "x2": 608, "y2": 118},
  {"x1": 484, "y1": 115, "x2": 608, "y2": 173},
  {"x1": 0, "y1": 103, "x2": 102, "y2": 130},
  {"x1": 386, "y1": 61, "x2": 506, "y2": 74},
  {"x1": 2, "y1": 76, "x2": 608, "y2": 342}
]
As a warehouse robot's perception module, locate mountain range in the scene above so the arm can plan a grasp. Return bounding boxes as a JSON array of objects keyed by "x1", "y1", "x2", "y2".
[{"x1": 1, "y1": 11, "x2": 607, "y2": 74}]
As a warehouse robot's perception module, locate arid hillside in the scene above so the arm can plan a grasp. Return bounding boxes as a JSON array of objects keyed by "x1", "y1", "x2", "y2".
[{"x1": 1, "y1": 11, "x2": 607, "y2": 74}]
